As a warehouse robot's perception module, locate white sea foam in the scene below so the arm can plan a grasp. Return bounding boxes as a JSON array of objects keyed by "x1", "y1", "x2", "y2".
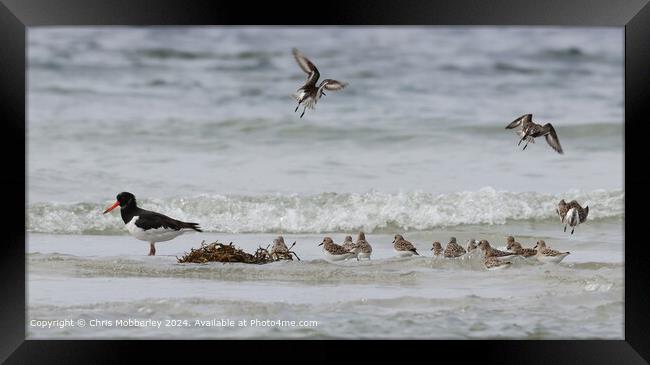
[{"x1": 27, "y1": 187, "x2": 623, "y2": 234}]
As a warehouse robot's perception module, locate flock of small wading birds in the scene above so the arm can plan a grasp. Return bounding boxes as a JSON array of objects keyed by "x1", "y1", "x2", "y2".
[
  {"x1": 267, "y1": 231, "x2": 580, "y2": 271},
  {"x1": 102, "y1": 48, "x2": 591, "y2": 270}
]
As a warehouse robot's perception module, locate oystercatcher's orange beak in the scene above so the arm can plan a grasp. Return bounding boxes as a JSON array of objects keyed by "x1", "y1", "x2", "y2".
[{"x1": 103, "y1": 201, "x2": 120, "y2": 214}]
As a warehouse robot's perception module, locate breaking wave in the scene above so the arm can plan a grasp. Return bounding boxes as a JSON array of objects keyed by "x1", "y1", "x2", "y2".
[{"x1": 27, "y1": 187, "x2": 623, "y2": 235}]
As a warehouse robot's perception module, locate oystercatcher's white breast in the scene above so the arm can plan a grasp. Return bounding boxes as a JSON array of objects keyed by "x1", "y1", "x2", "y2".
[{"x1": 125, "y1": 216, "x2": 185, "y2": 243}]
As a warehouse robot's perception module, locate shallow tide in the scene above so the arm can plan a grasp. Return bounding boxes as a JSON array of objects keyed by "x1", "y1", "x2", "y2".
[
  {"x1": 28, "y1": 219, "x2": 623, "y2": 339},
  {"x1": 27, "y1": 27, "x2": 624, "y2": 339}
]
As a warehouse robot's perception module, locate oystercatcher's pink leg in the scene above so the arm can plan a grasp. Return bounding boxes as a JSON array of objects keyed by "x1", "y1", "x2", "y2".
[{"x1": 148, "y1": 242, "x2": 156, "y2": 256}]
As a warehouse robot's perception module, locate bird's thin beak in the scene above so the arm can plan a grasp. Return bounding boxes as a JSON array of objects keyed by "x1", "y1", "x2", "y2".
[
  {"x1": 318, "y1": 242, "x2": 324, "y2": 246},
  {"x1": 103, "y1": 201, "x2": 120, "y2": 214}
]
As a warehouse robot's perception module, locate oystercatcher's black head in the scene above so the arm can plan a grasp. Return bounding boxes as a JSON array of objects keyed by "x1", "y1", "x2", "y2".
[{"x1": 103, "y1": 192, "x2": 136, "y2": 214}]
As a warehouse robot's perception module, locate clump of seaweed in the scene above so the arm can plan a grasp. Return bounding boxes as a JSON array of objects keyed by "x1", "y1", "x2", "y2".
[{"x1": 177, "y1": 241, "x2": 298, "y2": 264}]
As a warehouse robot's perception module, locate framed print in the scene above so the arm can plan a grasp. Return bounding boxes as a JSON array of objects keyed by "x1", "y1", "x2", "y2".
[{"x1": 1, "y1": 0, "x2": 649, "y2": 363}]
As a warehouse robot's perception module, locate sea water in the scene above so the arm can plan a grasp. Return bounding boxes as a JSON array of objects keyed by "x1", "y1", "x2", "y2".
[{"x1": 27, "y1": 27, "x2": 623, "y2": 339}]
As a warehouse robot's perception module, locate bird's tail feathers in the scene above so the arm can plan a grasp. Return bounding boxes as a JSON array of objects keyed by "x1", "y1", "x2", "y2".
[{"x1": 182, "y1": 222, "x2": 203, "y2": 232}]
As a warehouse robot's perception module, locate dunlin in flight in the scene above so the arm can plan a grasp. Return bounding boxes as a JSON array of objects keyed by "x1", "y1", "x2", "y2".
[
  {"x1": 533, "y1": 240, "x2": 570, "y2": 264},
  {"x1": 557, "y1": 199, "x2": 589, "y2": 234},
  {"x1": 443, "y1": 237, "x2": 466, "y2": 258},
  {"x1": 103, "y1": 192, "x2": 202, "y2": 256},
  {"x1": 505, "y1": 114, "x2": 563, "y2": 154},
  {"x1": 292, "y1": 48, "x2": 347, "y2": 118},
  {"x1": 392, "y1": 234, "x2": 420, "y2": 257}
]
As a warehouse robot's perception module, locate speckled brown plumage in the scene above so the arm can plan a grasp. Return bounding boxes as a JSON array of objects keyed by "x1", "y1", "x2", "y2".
[
  {"x1": 533, "y1": 240, "x2": 570, "y2": 257},
  {"x1": 557, "y1": 199, "x2": 589, "y2": 234},
  {"x1": 505, "y1": 236, "x2": 536, "y2": 257},
  {"x1": 393, "y1": 234, "x2": 419, "y2": 255},
  {"x1": 505, "y1": 113, "x2": 563, "y2": 154},
  {"x1": 466, "y1": 239, "x2": 478, "y2": 253},
  {"x1": 507, "y1": 240, "x2": 537, "y2": 258},
  {"x1": 478, "y1": 240, "x2": 515, "y2": 258},
  {"x1": 443, "y1": 237, "x2": 466, "y2": 258},
  {"x1": 270, "y1": 236, "x2": 289, "y2": 255},
  {"x1": 557, "y1": 200, "x2": 589, "y2": 223},
  {"x1": 342, "y1": 235, "x2": 355, "y2": 251},
  {"x1": 319, "y1": 237, "x2": 353, "y2": 255},
  {"x1": 484, "y1": 256, "x2": 512, "y2": 270},
  {"x1": 431, "y1": 241, "x2": 443, "y2": 256},
  {"x1": 354, "y1": 232, "x2": 372, "y2": 254},
  {"x1": 292, "y1": 48, "x2": 347, "y2": 118}
]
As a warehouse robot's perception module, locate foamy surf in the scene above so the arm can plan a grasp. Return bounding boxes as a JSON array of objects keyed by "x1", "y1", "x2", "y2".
[{"x1": 26, "y1": 188, "x2": 623, "y2": 235}]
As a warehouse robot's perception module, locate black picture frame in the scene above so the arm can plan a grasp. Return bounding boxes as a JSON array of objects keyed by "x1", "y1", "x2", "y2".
[{"x1": 1, "y1": 0, "x2": 648, "y2": 363}]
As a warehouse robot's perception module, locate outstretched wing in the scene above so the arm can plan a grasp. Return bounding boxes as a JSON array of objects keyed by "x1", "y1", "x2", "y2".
[
  {"x1": 579, "y1": 206, "x2": 589, "y2": 223},
  {"x1": 505, "y1": 114, "x2": 532, "y2": 130},
  {"x1": 544, "y1": 123, "x2": 563, "y2": 154},
  {"x1": 320, "y1": 79, "x2": 348, "y2": 91},
  {"x1": 292, "y1": 48, "x2": 318, "y2": 74},
  {"x1": 557, "y1": 200, "x2": 568, "y2": 220}
]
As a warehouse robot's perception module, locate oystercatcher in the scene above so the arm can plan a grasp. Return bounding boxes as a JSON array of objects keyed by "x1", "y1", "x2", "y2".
[
  {"x1": 103, "y1": 192, "x2": 202, "y2": 256},
  {"x1": 505, "y1": 114, "x2": 564, "y2": 154},
  {"x1": 292, "y1": 48, "x2": 347, "y2": 118}
]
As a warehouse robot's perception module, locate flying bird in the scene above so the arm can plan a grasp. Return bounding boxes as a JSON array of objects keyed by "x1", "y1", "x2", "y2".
[
  {"x1": 103, "y1": 192, "x2": 202, "y2": 256},
  {"x1": 292, "y1": 48, "x2": 347, "y2": 118},
  {"x1": 557, "y1": 199, "x2": 589, "y2": 234},
  {"x1": 505, "y1": 114, "x2": 563, "y2": 154}
]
